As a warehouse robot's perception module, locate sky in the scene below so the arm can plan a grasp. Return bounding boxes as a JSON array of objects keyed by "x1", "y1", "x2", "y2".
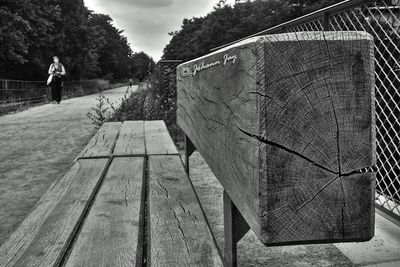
[{"x1": 85, "y1": 0, "x2": 236, "y2": 61}]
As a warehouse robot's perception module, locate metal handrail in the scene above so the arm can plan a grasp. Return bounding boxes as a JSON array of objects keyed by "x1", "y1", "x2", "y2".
[
  {"x1": 210, "y1": 0, "x2": 378, "y2": 51},
  {"x1": 0, "y1": 79, "x2": 118, "y2": 111}
]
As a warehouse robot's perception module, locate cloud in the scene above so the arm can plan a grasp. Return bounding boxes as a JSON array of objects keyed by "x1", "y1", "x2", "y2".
[
  {"x1": 94, "y1": 0, "x2": 173, "y2": 9},
  {"x1": 84, "y1": 0, "x2": 223, "y2": 60}
]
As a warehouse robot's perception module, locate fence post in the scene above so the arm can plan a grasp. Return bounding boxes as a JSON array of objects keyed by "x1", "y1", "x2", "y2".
[{"x1": 157, "y1": 60, "x2": 183, "y2": 93}]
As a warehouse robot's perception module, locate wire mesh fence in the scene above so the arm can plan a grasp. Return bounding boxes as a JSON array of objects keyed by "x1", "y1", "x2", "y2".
[
  {"x1": 282, "y1": 0, "x2": 400, "y2": 221},
  {"x1": 0, "y1": 80, "x2": 47, "y2": 105},
  {"x1": 210, "y1": 0, "x2": 400, "y2": 221}
]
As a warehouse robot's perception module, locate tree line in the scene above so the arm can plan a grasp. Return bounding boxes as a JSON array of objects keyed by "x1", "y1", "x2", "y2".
[
  {"x1": 162, "y1": 0, "x2": 341, "y2": 61},
  {"x1": 0, "y1": 0, "x2": 154, "y2": 81}
]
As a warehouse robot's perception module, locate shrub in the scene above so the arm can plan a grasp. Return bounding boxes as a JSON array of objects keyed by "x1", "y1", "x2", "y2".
[
  {"x1": 86, "y1": 92, "x2": 116, "y2": 128},
  {"x1": 89, "y1": 68, "x2": 184, "y2": 149}
]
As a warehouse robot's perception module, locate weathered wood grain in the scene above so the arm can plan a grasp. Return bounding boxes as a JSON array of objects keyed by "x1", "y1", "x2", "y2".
[
  {"x1": 113, "y1": 121, "x2": 146, "y2": 156},
  {"x1": 77, "y1": 122, "x2": 122, "y2": 159},
  {"x1": 148, "y1": 155, "x2": 222, "y2": 266},
  {"x1": 0, "y1": 159, "x2": 108, "y2": 267},
  {"x1": 177, "y1": 31, "x2": 376, "y2": 245},
  {"x1": 144, "y1": 120, "x2": 179, "y2": 155},
  {"x1": 65, "y1": 157, "x2": 145, "y2": 267},
  {"x1": 178, "y1": 37, "x2": 262, "y2": 240}
]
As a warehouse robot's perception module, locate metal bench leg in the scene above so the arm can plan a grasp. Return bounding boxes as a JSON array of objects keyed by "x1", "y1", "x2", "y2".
[
  {"x1": 223, "y1": 190, "x2": 250, "y2": 267},
  {"x1": 184, "y1": 135, "x2": 196, "y2": 175}
]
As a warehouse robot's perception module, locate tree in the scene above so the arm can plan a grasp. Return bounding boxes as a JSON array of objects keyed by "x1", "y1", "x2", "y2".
[
  {"x1": 162, "y1": 0, "x2": 291, "y2": 61},
  {"x1": 89, "y1": 14, "x2": 132, "y2": 80},
  {"x1": 55, "y1": 0, "x2": 109, "y2": 80},
  {"x1": 0, "y1": 0, "x2": 134, "y2": 81},
  {"x1": 162, "y1": 0, "x2": 344, "y2": 61},
  {"x1": 130, "y1": 52, "x2": 155, "y2": 82},
  {"x1": 289, "y1": 0, "x2": 341, "y2": 17},
  {"x1": 0, "y1": 0, "x2": 61, "y2": 79}
]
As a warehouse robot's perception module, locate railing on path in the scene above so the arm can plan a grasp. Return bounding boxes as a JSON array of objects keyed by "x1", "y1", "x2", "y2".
[
  {"x1": 0, "y1": 79, "x2": 47, "y2": 106},
  {"x1": 210, "y1": 0, "x2": 400, "y2": 224},
  {"x1": 0, "y1": 79, "x2": 123, "y2": 113}
]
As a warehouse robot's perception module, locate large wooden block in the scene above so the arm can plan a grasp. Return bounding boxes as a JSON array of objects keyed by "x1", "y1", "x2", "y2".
[{"x1": 177, "y1": 32, "x2": 376, "y2": 245}]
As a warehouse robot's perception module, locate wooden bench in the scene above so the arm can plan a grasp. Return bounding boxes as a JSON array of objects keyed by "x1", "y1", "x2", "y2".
[
  {"x1": 177, "y1": 32, "x2": 376, "y2": 266},
  {"x1": 0, "y1": 120, "x2": 222, "y2": 266}
]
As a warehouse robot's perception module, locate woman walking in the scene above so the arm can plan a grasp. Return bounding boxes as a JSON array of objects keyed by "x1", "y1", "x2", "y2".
[{"x1": 48, "y1": 56, "x2": 66, "y2": 104}]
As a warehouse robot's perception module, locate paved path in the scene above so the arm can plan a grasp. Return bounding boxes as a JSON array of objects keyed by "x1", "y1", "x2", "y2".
[
  {"x1": 0, "y1": 86, "x2": 131, "y2": 245},
  {"x1": 1, "y1": 86, "x2": 399, "y2": 266},
  {"x1": 189, "y1": 152, "x2": 400, "y2": 266}
]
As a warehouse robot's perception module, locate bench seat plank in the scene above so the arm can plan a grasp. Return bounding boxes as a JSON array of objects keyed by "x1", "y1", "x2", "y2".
[
  {"x1": 0, "y1": 159, "x2": 108, "y2": 267},
  {"x1": 148, "y1": 155, "x2": 222, "y2": 266},
  {"x1": 113, "y1": 121, "x2": 146, "y2": 156},
  {"x1": 144, "y1": 121, "x2": 179, "y2": 155},
  {"x1": 65, "y1": 157, "x2": 145, "y2": 267},
  {"x1": 78, "y1": 122, "x2": 122, "y2": 159}
]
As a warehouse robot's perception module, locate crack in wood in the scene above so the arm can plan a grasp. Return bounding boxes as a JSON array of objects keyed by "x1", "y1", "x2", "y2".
[
  {"x1": 236, "y1": 126, "x2": 374, "y2": 177},
  {"x1": 320, "y1": 33, "x2": 342, "y2": 171},
  {"x1": 236, "y1": 126, "x2": 337, "y2": 175},
  {"x1": 340, "y1": 176, "x2": 346, "y2": 238},
  {"x1": 239, "y1": 69, "x2": 255, "y2": 79},
  {"x1": 295, "y1": 175, "x2": 340, "y2": 214},
  {"x1": 176, "y1": 197, "x2": 186, "y2": 214},
  {"x1": 228, "y1": 84, "x2": 246, "y2": 102},
  {"x1": 123, "y1": 176, "x2": 128, "y2": 207},
  {"x1": 331, "y1": 102, "x2": 341, "y2": 173},
  {"x1": 321, "y1": 33, "x2": 346, "y2": 237},
  {"x1": 172, "y1": 208, "x2": 191, "y2": 257},
  {"x1": 157, "y1": 179, "x2": 169, "y2": 199},
  {"x1": 248, "y1": 91, "x2": 276, "y2": 101}
]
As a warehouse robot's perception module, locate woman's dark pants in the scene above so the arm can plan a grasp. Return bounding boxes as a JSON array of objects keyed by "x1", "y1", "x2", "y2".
[{"x1": 51, "y1": 77, "x2": 62, "y2": 103}]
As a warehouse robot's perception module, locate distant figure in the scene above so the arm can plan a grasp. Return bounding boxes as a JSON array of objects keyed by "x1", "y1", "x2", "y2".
[
  {"x1": 48, "y1": 56, "x2": 66, "y2": 104},
  {"x1": 129, "y1": 78, "x2": 133, "y2": 89}
]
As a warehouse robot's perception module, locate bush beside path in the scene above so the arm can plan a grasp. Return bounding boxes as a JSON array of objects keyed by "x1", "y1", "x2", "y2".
[{"x1": 0, "y1": 86, "x2": 131, "y2": 245}]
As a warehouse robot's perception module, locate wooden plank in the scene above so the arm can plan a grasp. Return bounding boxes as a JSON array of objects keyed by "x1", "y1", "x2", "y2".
[
  {"x1": 113, "y1": 121, "x2": 146, "y2": 156},
  {"x1": 144, "y1": 120, "x2": 179, "y2": 155},
  {"x1": 177, "y1": 31, "x2": 376, "y2": 245},
  {"x1": 148, "y1": 155, "x2": 222, "y2": 266},
  {"x1": 77, "y1": 122, "x2": 122, "y2": 159},
  {"x1": 65, "y1": 157, "x2": 145, "y2": 267},
  {"x1": 0, "y1": 159, "x2": 108, "y2": 267}
]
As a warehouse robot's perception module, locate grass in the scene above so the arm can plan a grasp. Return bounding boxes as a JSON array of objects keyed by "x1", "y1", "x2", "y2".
[{"x1": 87, "y1": 72, "x2": 184, "y2": 149}]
